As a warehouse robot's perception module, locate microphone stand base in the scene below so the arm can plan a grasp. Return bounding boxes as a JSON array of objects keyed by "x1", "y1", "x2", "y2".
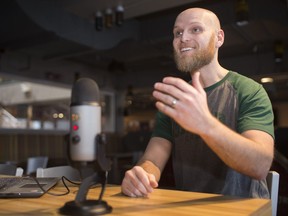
[{"x1": 59, "y1": 200, "x2": 112, "y2": 215}]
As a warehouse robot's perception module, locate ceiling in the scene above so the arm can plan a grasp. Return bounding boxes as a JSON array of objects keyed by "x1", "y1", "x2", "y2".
[{"x1": 0, "y1": 0, "x2": 288, "y2": 102}]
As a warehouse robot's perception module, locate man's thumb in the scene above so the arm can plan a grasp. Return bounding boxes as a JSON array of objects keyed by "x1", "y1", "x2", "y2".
[
  {"x1": 192, "y1": 71, "x2": 202, "y2": 90},
  {"x1": 148, "y1": 174, "x2": 158, "y2": 188}
]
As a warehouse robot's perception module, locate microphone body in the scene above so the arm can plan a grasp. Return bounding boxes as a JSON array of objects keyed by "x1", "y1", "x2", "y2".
[
  {"x1": 69, "y1": 78, "x2": 101, "y2": 163},
  {"x1": 70, "y1": 104, "x2": 101, "y2": 162}
]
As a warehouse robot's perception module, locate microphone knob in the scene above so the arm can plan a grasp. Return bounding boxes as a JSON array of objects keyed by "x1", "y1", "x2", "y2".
[{"x1": 72, "y1": 135, "x2": 81, "y2": 144}]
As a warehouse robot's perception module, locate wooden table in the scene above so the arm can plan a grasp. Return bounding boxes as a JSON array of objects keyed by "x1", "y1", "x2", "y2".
[{"x1": 0, "y1": 184, "x2": 271, "y2": 215}]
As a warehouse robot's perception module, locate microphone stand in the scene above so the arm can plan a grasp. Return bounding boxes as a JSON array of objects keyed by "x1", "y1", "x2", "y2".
[{"x1": 59, "y1": 134, "x2": 112, "y2": 215}]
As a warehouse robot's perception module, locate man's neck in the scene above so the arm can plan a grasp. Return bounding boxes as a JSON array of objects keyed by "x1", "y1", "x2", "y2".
[{"x1": 191, "y1": 62, "x2": 228, "y2": 88}]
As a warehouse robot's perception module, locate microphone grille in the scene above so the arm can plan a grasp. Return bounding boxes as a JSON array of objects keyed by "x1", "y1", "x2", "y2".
[{"x1": 71, "y1": 78, "x2": 100, "y2": 105}]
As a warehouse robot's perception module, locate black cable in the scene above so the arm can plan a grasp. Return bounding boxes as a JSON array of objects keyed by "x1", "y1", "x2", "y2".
[
  {"x1": 31, "y1": 174, "x2": 103, "y2": 197},
  {"x1": 32, "y1": 176, "x2": 102, "y2": 197},
  {"x1": 31, "y1": 176, "x2": 79, "y2": 196}
]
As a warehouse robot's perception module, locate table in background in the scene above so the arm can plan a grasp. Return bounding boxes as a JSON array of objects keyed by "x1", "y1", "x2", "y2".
[{"x1": 0, "y1": 185, "x2": 271, "y2": 215}]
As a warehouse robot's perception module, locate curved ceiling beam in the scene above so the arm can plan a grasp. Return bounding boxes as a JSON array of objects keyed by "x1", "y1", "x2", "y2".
[{"x1": 16, "y1": 0, "x2": 140, "y2": 50}]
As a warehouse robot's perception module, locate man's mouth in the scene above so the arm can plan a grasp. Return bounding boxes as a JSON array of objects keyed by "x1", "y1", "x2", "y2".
[{"x1": 180, "y1": 47, "x2": 193, "y2": 52}]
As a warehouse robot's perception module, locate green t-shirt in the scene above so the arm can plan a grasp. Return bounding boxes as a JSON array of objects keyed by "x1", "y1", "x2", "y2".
[{"x1": 152, "y1": 71, "x2": 274, "y2": 198}]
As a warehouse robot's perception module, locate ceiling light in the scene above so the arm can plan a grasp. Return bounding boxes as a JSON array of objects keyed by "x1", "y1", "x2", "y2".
[
  {"x1": 261, "y1": 77, "x2": 274, "y2": 83},
  {"x1": 235, "y1": 0, "x2": 249, "y2": 26},
  {"x1": 274, "y1": 40, "x2": 284, "y2": 63},
  {"x1": 115, "y1": 5, "x2": 124, "y2": 26},
  {"x1": 94, "y1": 5, "x2": 125, "y2": 31},
  {"x1": 94, "y1": 10, "x2": 103, "y2": 31},
  {"x1": 105, "y1": 8, "x2": 113, "y2": 28}
]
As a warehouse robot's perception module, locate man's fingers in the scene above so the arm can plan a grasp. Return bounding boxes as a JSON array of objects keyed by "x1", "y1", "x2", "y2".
[
  {"x1": 121, "y1": 167, "x2": 155, "y2": 197},
  {"x1": 133, "y1": 166, "x2": 154, "y2": 194},
  {"x1": 121, "y1": 176, "x2": 146, "y2": 197}
]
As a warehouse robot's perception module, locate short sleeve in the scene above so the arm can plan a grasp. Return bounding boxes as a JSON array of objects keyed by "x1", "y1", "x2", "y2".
[{"x1": 151, "y1": 111, "x2": 173, "y2": 142}]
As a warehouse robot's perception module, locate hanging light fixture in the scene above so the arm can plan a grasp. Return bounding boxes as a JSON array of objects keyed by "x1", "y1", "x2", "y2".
[
  {"x1": 94, "y1": 10, "x2": 103, "y2": 31},
  {"x1": 94, "y1": 5, "x2": 125, "y2": 31},
  {"x1": 235, "y1": 0, "x2": 249, "y2": 26},
  {"x1": 105, "y1": 8, "x2": 113, "y2": 28},
  {"x1": 115, "y1": 5, "x2": 124, "y2": 26},
  {"x1": 274, "y1": 40, "x2": 284, "y2": 63}
]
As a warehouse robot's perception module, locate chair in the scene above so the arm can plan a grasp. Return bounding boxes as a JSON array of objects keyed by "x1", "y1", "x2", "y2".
[
  {"x1": 26, "y1": 156, "x2": 48, "y2": 175},
  {"x1": 266, "y1": 171, "x2": 280, "y2": 216},
  {"x1": 0, "y1": 164, "x2": 24, "y2": 177},
  {"x1": 36, "y1": 165, "x2": 81, "y2": 181}
]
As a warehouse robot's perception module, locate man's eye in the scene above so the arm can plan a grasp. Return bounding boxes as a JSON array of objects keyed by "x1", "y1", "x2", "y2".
[
  {"x1": 174, "y1": 31, "x2": 183, "y2": 37},
  {"x1": 192, "y1": 28, "x2": 201, "y2": 33}
]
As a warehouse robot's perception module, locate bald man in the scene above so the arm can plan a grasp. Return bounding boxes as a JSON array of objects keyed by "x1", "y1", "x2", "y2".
[{"x1": 121, "y1": 8, "x2": 274, "y2": 199}]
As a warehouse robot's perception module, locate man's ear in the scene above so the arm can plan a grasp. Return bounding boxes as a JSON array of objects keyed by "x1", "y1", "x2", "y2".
[{"x1": 216, "y1": 29, "x2": 224, "y2": 48}]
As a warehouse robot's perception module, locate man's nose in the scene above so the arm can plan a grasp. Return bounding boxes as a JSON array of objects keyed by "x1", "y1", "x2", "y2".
[{"x1": 180, "y1": 31, "x2": 191, "y2": 42}]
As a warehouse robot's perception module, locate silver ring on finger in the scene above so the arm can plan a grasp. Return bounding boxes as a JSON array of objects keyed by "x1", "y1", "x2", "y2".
[{"x1": 171, "y1": 99, "x2": 177, "y2": 107}]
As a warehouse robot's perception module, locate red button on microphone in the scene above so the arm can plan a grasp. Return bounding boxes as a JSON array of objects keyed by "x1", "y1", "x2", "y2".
[{"x1": 72, "y1": 124, "x2": 79, "y2": 131}]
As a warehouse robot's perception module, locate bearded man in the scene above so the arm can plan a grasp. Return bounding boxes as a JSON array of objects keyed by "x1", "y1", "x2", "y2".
[{"x1": 121, "y1": 7, "x2": 274, "y2": 199}]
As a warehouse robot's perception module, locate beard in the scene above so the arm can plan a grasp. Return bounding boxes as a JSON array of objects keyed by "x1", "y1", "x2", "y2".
[{"x1": 174, "y1": 35, "x2": 216, "y2": 73}]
